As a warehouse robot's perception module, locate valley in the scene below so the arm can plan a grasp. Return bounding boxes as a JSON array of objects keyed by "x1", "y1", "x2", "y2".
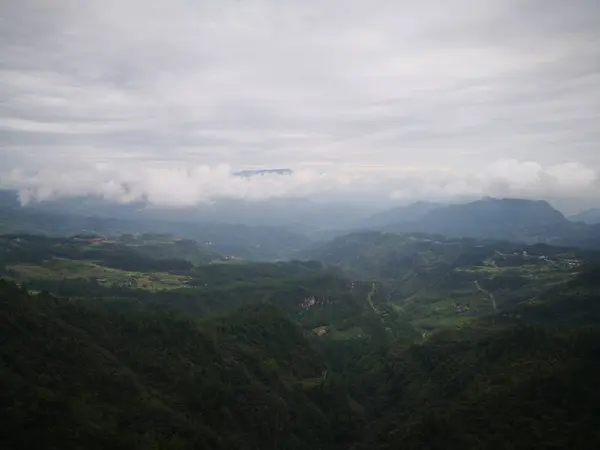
[
  {"x1": 2, "y1": 208, "x2": 600, "y2": 449},
  {"x1": 1, "y1": 230, "x2": 591, "y2": 338}
]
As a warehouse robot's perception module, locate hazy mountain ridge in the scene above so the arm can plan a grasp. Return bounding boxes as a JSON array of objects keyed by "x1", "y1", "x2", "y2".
[
  {"x1": 570, "y1": 208, "x2": 600, "y2": 225},
  {"x1": 366, "y1": 198, "x2": 600, "y2": 249},
  {"x1": 0, "y1": 205, "x2": 312, "y2": 261},
  {"x1": 357, "y1": 201, "x2": 441, "y2": 228},
  {"x1": 3, "y1": 191, "x2": 600, "y2": 260},
  {"x1": 0, "y1": 189, "x2": 377, "y2": 231}
]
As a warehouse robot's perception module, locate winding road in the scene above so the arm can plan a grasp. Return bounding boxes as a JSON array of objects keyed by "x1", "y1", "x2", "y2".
[
  {"x1": 474, "y1": 280, "x2": 497, "y2": 311},
  {"x1": 366, "y1": 282, "x2": 378, "y2": 313}
]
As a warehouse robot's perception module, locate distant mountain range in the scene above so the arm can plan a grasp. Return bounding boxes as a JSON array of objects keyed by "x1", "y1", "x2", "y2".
[
  {"x1": 357, "y1": 201, "x2": 441, "y2": 228},
  {"x1": 570, "y1": 208, "x2": 600, "y2": 225},
  {"x1": 234, "y1": 168, "x2": 293, "y2": 177},
  {"x1": 2, "y1": 188, "x2": 600, "y2": 251},
  {"x1": 0, "y1": 189, "x2": 377, "y2": 232},
  {"x1": 364, "y1": 197, "x2": 600, "y2": 249}
]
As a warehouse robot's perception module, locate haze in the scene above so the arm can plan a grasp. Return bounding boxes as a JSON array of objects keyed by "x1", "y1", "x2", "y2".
[{"x1": 1, "y1": 0, "x2": 599, "y2": 208}]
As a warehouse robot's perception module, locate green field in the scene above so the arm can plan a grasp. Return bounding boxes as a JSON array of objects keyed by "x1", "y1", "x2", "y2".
[{"x1": 8, "y1": 258, "x2": 191, "y2": 291}]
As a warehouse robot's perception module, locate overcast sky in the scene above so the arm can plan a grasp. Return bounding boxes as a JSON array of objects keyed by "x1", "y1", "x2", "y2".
[{"x1": 1, "y1": 0, "x2": 599, "y2": 207}]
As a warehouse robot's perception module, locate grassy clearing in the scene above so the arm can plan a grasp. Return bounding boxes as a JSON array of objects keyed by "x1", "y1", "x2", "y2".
[
  {"x1": 413, "y1": 315, "x2": 472, "y2": 333},
  {"x1": 398, "y1": 267, "x2": 529, "y2": 333},
  {"x1": 457, "y1": 265, "x2": 504, "y2": 275},
  {"x1": 300, "y1": 377, "x2": 325, "y2": 389},
  {"x1": 209, "y1": 257, "x2": 246, "y2": 265},
  {"x1": 8, "y1": 258, "x2": 191, "y2": 291},
  {"x1": 330, "y1": 326, "x2": 366, "y2": 340}
]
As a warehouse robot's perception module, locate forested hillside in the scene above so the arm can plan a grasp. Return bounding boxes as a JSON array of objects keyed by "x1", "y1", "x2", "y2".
[
  {"x1": 2, "y1": 230, "x2": 600, "y2": 449},
  {"x1": 0, "y1": 280, "x2": 343, "y2": 449},
  {"x1": 3, "y1": 272, "x2": 600, "y2": 449}
]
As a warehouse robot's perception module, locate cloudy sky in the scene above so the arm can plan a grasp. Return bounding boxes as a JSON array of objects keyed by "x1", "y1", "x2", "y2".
[{"x1": 1, "y1": 0, "x2": 599, "y2": 207}]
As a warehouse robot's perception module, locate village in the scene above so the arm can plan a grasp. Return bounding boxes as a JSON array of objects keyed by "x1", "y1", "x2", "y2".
[{"x1": 494, "y1": 249, "x2": 582, "y2": 270}]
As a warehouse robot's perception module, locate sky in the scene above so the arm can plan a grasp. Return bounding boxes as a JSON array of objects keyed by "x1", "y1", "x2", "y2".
[{"x1": 1, "y1": 0, "x2": 599, "y2": 208}]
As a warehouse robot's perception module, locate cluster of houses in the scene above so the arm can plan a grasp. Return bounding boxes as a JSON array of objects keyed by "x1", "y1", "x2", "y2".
[
  {"x1": 535, "y1": 254, "x2": 582, "y2": 269},
  {"x1": 300, "y1": 295, "x2": 317, "y2": 310},
  {"x1": 452, "y1": 301, "x2": 472, "y2": 314},
  {"x1": 499, "y1": 250, "x2": 582, "y2": 270},
  {"x1": 98, "y1": 278, "x2": 139, "y2": 288}
]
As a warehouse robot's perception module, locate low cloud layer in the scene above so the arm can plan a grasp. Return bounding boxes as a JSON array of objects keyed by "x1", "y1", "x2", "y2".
[
  {"x1": 3, "y1": 159, "x2": 598, "y2": 208},
  {"x1": 1, "y1": 1, "x2": 599, "y2": 205},
  {"x1": 3, "y1": 163, "x2": 354, "y2": 206},
  {"x1": 390, "y1": 160, "x2": 599, "y2": 203}
]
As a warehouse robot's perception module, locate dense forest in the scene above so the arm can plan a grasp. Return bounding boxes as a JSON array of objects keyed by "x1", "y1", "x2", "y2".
[{"x1": 2, "y1": 231, "x2": 600, "y2": 448}]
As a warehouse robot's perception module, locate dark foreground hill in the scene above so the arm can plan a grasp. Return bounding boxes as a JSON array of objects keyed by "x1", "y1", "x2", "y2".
[
  {"x1": 2, "y1": 268, "x2": 600, "y2": 449},
  {"x1": 0, "y1": 280, "x2": 345, "y2": 450}
]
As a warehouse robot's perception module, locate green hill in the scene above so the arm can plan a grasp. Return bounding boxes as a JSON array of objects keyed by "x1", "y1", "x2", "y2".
[
  {"x1": 0, "y1": 280, "x2": 353, "y2": 449},
  {"x1": 3, "y1": 273, "x2": 600, "y2": 449},
  {"x1": 301, "y1": 231, "x2": 598, "y2": 332},
  {"x1": 2, "y1": 229, "x2": 600, "y2": 449}
]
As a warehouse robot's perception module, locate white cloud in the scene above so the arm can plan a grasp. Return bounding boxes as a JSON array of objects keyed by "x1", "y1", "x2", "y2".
[
  {"x1": 390, "y1": 159, "x2": 600, "y2": 203},
  {"x1": 0, "y1": 0, "x2": 599, "y2": 204},
  {"x1": 2, "y1": 159, "x2": 598, "y2": 207},
  {"x1": 1, "y1": 163, "x2": 356, "y2": 206}
]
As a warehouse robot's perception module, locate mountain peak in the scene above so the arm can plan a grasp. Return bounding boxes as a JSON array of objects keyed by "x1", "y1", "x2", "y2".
[
  {"x1": 569, "y1": 208, "x2": 600, "y2": 225},
  {"x1": 234, "y1": 168, "x2": 293, "y2": 177},
  {"x1": 362, "y1": 201, "x2": 442, "y2": 228},
  {"x1": 476, "y1": 197, "x2": 553, "y2": 206},
  {"x1": 374, "y1": 197, "x2": 573, "y2": 244}
]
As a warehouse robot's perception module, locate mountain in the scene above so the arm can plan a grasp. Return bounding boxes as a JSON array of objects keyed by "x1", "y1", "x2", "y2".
[
  {"x1": 570, "y1": 208, "x2": 600, "y2": 224},
  {"x1": 360, "y1": 320, "x2": 600, "y2": 450},
  {"x1": 175, "y1": 198, "x2": 371, "y2": 231},
  {"x1": 300, "y1": 231, "x2": 600, "y2": 331},
  {"x1": 382, "y1": 198, "x2": 576, "y2": 244},
  {"x1": 234, "y1": 168, "x2": 294, "y2": 177},
  {"x1": 0, "y1": 190, "x2": 19, "y2": 209},
  {"x1": 0, "y1": 204, "x2": 313, "y2": 261},
  {"x1": 0, "y1": 188, "x2": 374, "y2": 234},
  {"x1": 359, "y1": 201, "x2": 441, "y2": 228},
  {"x1": 0, "y1": 280, "x2": 350, "y2": 450},
  {"x1": 3, "y1": 263, "x2": 600, "y2": 449}
]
